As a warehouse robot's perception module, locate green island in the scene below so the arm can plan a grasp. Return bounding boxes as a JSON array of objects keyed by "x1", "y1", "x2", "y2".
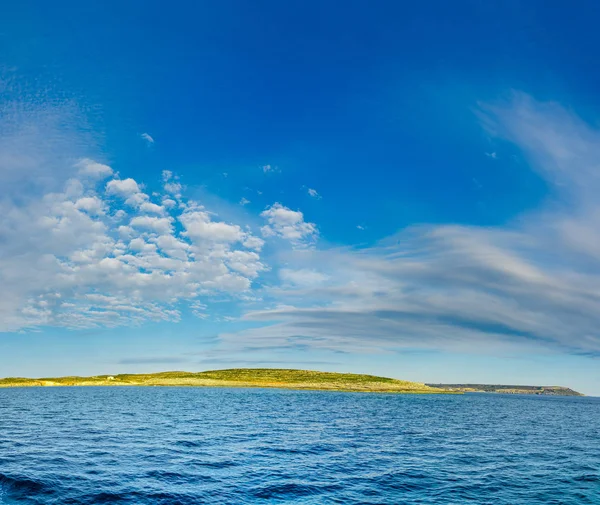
[
  {"x1": 426, "y1": 384, "x2": 583, "y2": 396},
  {"x1": 0, "y1": 368, "x2": 451, "y2": 394}
]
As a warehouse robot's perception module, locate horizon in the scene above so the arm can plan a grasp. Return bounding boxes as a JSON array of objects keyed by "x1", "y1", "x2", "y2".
[{"x1": 3, "y1": 1, "x2": 600, "y2": 396}]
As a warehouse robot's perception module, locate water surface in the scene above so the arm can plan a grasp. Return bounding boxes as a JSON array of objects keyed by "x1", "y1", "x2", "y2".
[{"x1": 0, "y1": 387, "x2": 598, "y2": 504}]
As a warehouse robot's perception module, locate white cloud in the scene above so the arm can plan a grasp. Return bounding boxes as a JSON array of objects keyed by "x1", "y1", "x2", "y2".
[
  {"x1": 140, "y1": 133, "x2": 154, "y2": 144},
  {"x1": 260, "y1": 203, "x2": 318, "y2": 247},
  {"x1": 74, "y1": 196, "x2": 105, "y2": 215},
  {"x1": 76, "y1": 158, "x2": 113, "y2": 179},
  {"x1": 117, "y1": 225, "x2": 135, "y2": 238},
  {"x1": 139, "y1": 201, "x2": 165, "y2": 214},
  {"x1": 307, "y1": 188, "x2": 320, "y2": 199},
  {"x1": 485, "y1": 151, "x2": 498, "y2": 159},
  {"x1": 155, "y1": 234, "x2": 190, "y2": 261},
  {"x1": 124, "y1": 192, "x2": 149, "y2": 207},
  {"x1": 262, "y1": 164, "x2": 280, "y2": 173},
  {"x1": 106, "y1": 178, "x2": 141, "y2": 197},
  {"x1": 129, "y1": 237, "x2": 157, "y2": 253},
  {"x1": 164, "y1": 181, "x2": 182, "y2": 198},
  {"x1": 162, "y1": 198, "x2": 176, "y2": 209},
  {"x1": 180, "y1": 208, "x2": 244, "y2": 243},
  {"x1": 242, "y1": 236, "x2": 265, "y2": 251},
  {"x1": 130, "y1": 215, "x2": 173, "y2": 234},
  {"x1": 240, "y1": 197, "x2": 251, "y2": 206},
  {"x1": 279, "y1": 268, "x2": 329, "y2": 286}
]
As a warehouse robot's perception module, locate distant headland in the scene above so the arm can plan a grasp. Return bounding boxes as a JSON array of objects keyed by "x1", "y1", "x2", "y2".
[
  {"x1": 426, "y1": 384, "x2": 583, "y2": 396},
  {"x1": 0, "y1": 368, "x2": 448, "y2": 394}
]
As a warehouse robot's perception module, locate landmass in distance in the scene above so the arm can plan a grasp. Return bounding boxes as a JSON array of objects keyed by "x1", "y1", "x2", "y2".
[
  {"x1": 426, "y1": 384, "x2": 583, "y2": 396},
  {"x1": 0, "y1": 369, "x2": 583, "y2": 395}
]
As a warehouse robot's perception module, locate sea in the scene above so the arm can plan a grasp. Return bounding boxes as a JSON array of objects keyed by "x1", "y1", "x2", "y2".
[{"x1": 0, "y1": 387, "x2": 598, "y2": 504}]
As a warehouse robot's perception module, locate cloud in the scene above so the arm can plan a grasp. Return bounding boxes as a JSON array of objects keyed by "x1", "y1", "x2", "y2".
[
  {"x1": 240, "y1": 197, "x2": 251, "y2": 206},
  {"x1": 0, "y1": 155, "x2": 266, "y2": 332},
  {"x1": 307, "y1": 188, "x2": 321, "y2": 199},
  {"x1": 164, "y1": 181, "x2": 183, "y2": 198},
  {"x1": 106, "y1": 178, "x2": 141, "y2": 197},
  {"x1": 262, "y1": 164, "x2": 280, "y2": 173},
  {"x1": 219, "y1": 93, "x2": 600, "y2": 358},
  {"x1": 260, "y1": 203, "x2": 318, "y2": 247},
  {"x1": 180, "y1": 207, "x2": 245, "y2": 243},
  {"x1": 139, "y1": 201, "x2": 165, "y2": 214},
  {"x1": 485, "y1": 151, "x2": 498, "y2": 159},
  {"x1": 129, "y1": 215, "x2": 173, "y2": 234},
  {"x1": 140, "y1": 133, "x2": 154, "y2": 144},
  {"x1": 74, "y1": 196, "x2": 105, "y2": 215},
  {"x1": 76, "y1": 158, "x2": 113, "y2": 179},
  {"x1": 279, "y1": 268, "x2": 329, "y2": 286},
  {"x1": 0, "y1": 98, "x2": 99, "y2": 196},
  {"x1": 118, "y1": 356, "x2": 190, "y2": 365}
]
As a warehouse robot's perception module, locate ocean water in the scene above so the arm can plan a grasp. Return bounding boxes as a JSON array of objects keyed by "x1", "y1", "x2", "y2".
[{"x1": 0, "y1": 388, "x2": 598, "y2": 504}]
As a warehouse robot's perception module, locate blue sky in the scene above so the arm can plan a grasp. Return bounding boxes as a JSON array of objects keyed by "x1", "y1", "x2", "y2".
[{"x1": 2, "y1": 1, "x2": 600, "y2": 394}]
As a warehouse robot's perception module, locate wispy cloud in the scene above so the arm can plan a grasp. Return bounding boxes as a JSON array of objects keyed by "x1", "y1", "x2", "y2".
[
  {"x1": 118, "y1": 356, "x2": 190, "y2": 365},
  {"x1": 219, "y1": 93, "x2": 600, "y2": 358},
  {"x1": 140, "y1": 132, "x2": 154, "y2": 144},
  {"x1": 262, "y1": 164, "x2": 280, "y2": 173},
  {"x1": 307, "y1": 188, "x2": 321, "y2": 199}
]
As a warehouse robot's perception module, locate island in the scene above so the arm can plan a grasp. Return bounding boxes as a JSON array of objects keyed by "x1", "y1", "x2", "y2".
[
  {"x1": 426, "y1": 384, "x2": 583, "y2": 396},
  {"x1": 0, "y1": 368, "x2": 450, "y2": 394}
]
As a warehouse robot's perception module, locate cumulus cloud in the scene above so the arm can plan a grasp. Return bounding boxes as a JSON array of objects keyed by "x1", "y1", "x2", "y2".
[
  {"x1": 260, "y1": 203, "x2": 318, "y2": 247},
  {"x1": 74, "y1": 196, "x2": 105, "y2": 215},
  {"x1": 130, "y1": 215, "x2": 173, "y2": 234},
  {"x1": 180, "y1": 207, "x2": 245, "y2": 243},
  {"x1": 218, "y1": 93, "x2": 600, "y2": 358},
  {"x1": 139, "y1": 201, "x2": 165, "y2": 214},
  {"x1": 106, "y1": 178, "x2": 141, "y2": 197},
  {"x1": 0, "y1": 156, "x2": 267, "y2": 332}
]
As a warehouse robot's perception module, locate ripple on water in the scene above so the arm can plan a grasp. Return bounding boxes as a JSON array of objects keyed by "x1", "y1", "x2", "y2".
[{"x1": 0, "y1": 388, "x2": 598, "y2": 504}]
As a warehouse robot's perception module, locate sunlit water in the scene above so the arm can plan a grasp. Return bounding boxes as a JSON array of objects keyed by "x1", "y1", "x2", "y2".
[{"x1": 0, "y1": 387, "x2": 598, "y2": 504}]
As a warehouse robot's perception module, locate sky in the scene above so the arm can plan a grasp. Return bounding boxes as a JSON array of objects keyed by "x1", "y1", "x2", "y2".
[{"x1": 2, "y1": 1, "x2": 600, "y2": 395}]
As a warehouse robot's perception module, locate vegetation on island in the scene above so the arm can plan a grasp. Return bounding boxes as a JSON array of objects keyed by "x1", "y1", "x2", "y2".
[
  {"x1": 426, "y1": 384, "x2": 583, "y2": 396},
  {"x1": 0, "y1": 368, "x2": 451, "y2": 394}
]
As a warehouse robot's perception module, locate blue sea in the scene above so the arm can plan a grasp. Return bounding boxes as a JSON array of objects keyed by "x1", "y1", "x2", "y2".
[{"x1": 0, "y1": 388, "x2": 598, "y2": 504}]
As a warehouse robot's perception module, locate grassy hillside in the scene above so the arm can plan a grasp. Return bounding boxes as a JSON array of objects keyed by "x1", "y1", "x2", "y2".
[{"x1": 0, "y1": 368, "x2": 450, "y2": 394}]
